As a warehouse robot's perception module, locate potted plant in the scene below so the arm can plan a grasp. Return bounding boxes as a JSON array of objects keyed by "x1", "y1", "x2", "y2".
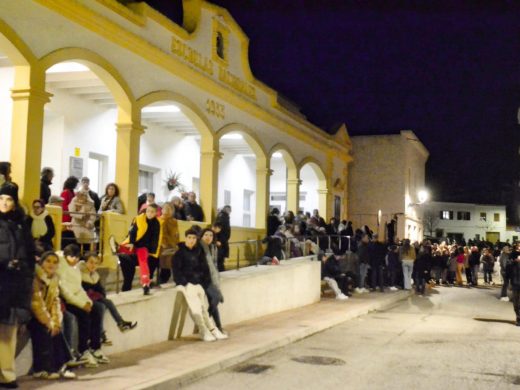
[{"x1": 164, "y1": 171, "x2": 184, "y2": 192}]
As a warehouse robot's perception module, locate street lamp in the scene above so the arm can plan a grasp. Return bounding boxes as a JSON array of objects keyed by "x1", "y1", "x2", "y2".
[{"x1": 408, "y1": 189, "x2": 429, "y2": 207}]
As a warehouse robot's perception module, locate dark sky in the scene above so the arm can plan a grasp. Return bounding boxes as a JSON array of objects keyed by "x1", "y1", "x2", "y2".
[{"x1": 144, "y1": 0, "x2": 520, "y2": 205}]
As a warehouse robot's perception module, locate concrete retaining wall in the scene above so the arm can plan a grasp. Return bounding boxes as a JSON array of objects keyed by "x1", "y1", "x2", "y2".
[{"x1": 16, "y1": 257, "x2": 320, "y2": 372}]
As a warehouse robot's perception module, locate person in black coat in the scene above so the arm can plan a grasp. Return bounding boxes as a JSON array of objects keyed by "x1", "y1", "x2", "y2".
[
  {"x1": 321, "y1": 255, "x2": 351, "y2": 298},
  {"x1": 39, "y1": 167, "x2": 54, "y2": 205},
  {"x1": 214, "y1": 206, "x2": 231, "y2": 272},
  {"x1": 506, "y1": 249, "x2": 520, "y2": 326},
  {"x1": 172, "y1": 229, "x2": 225, "y2": 341},
  {"x1": 414, "y1": 245, "x2": 432, "y2": 295},
  {"x1": 368, "y1": 235, "x2": 386, "y2": 292},
  {"x1": 184, "y1": 192, "x2": 204, "y2": 222},
  {"x1": 0, "y1": 183, "x2": 35, "y2": 388},
  {"x1": 267, "y1": 208, "x2": 281, "y2": 236}
]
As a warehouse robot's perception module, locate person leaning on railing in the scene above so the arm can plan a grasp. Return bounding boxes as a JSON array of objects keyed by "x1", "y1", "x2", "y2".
[
  {"x1": 98, "y1": 183, "x2": 124, "y2": 214},
  {"x1": 68, "y1": 190, "x2": 97, "y2": 252}
]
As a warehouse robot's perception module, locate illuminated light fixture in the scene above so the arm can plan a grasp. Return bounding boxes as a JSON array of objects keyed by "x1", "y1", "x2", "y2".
[
  {"x1": 272, "y1": 152, "x2": 283, "y2": 158},
  {"x1": 47, "y1": 62, "x2": 90, "y2": 73},
  {"x1": 417, "y1": 190, "x2": 429, "y2": 204},
  {"x1": 222, "y1": 133, "x2": 243, "y2": 140},
  {"x1": 142, "y1": 105, "x2": 180, "y2": 113}
]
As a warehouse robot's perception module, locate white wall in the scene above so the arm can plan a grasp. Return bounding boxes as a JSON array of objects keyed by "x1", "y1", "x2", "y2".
[
  {"x1": 218, "y1": 153, "x2": 256, "y2": 227},
  {"x1": 269, "y1": 156, "x2": 287, "y2": 212},
  {"x1": 139, "y1": 128, "x2": 200, "y2": 203},
  {"x1": 299, "y1": 164, "x2": 319, "y2": 214},
  {"x1": 42, "y1": 86, "x2": 118, "y2": 196},
  {"x1": 426, "y1": 201, "x2": 510, "y2": 242},
  {"x1": 0, "y1": 66, "x2": 14, "y2": 161}
]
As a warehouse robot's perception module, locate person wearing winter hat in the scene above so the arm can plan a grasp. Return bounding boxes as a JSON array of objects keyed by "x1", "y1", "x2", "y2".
[{"x1": 0, "y1": 182, "x2": 35, "y2": 389}]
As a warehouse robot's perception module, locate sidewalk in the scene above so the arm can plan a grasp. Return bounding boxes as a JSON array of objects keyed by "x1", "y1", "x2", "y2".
[{"x1": 19, "y1": 290, "x2": 410, "y2": 390}]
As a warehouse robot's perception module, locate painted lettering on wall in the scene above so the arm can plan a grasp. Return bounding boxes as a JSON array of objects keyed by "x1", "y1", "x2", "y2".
[
  {"x1": 170, "y1": 37, "x2": 256, "y2": 101},
  {"x1": 171, "y1": 38, "x2": 214, "y2": 76},
  {"x1": 206, "y1": 99, "x2": 225, "y2": 119}
]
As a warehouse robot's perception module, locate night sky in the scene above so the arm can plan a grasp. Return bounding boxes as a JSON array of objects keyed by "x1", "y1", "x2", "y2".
[{"x1": 145, "y1": 0, "x2": 520, "y2": 205}]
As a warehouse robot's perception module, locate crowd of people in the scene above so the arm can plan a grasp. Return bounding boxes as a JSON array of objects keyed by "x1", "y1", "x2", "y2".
[
  {"x1": 1, "y1": 160, "x2": 519, "y2": 388},
  {"x1": 0, "y1": 163, "x2": 143, "y2": 387},
  {"x1": 262, "y1": 207, "x2": 520, "y2": 326}
]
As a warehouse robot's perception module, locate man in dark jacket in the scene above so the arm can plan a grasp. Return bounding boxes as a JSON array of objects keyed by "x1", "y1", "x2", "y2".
[
  {"x1": 267, "y1": 208, "x2": 281, "y2": 236},
  {"x1": 172, "y1": 229, "x2": 225, "y2": 341},
  {"x1": 506, "y1": 249, "x2": 520, "y2": 326},
  {"x1": 356, "y1": 234, "x2": 370, "y2": 292},
  {"x1": 80, "y1": 177, "x2": 101, "y2": 212},
  {"x1": 368, "y1": 235, "x2": 386, "y2": 292},
  {"x1": 215, "y1": 206, "x2": 231, "y2": 272},
  {"x1": 184, "y1": 192, "x2": 204, "y2": 222},
  {"x1": 39, "y1": 167, "x2": 54, "y2": 204}
]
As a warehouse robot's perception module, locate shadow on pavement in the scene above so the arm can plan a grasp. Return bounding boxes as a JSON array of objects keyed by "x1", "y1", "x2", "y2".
[{"x1": 473, "y1": 317, "x2": 516, "y2": 325}]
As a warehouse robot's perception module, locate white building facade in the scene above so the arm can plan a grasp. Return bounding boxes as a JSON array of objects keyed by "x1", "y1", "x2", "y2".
[{"x1": 424, "y1": 201, "x2": 518, "y2": 243}]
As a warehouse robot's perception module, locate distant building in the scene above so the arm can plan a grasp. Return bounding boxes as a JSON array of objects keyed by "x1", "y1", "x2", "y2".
[
  {"x1": 348, "y1": 130, "x2": 429, "y2": 242},
  {"x1": 424, "y1": 201, "x2": 519, "y2": 243}
]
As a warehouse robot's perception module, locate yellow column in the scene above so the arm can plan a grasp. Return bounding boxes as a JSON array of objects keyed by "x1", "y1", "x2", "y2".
[
  {"x1": 318, "y1": 188, "x2": 330, "y2": 221},
  {"x1": 115, "y1": 122, "x2": 144, "y2": 216},
  {"x1": 286, "y1": 177, "x2": 301, "y2": 213},
  {"x1": 9, "y1": 68, "x2": 51, "y2": 204},
  {"x1": 199, "y1": 149, "x2": 220, "y2": 223},
  {"x1": 255, "y1": 162, "x2": 271, "y2": 230}
]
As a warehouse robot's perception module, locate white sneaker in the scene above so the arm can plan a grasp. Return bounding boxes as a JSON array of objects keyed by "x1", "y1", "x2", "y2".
[
  {"x1": 500, "y1": 297, "x2": 509, "y2": 302},
  {"x1": 201, "y1": 329, "x2": 217, "y2": 342},
  {"x1": 59, "y1": 366, "x2": 77, "y2": 379},
  {"x1": 33, "y1": 371, "x2": 60, "y2": 380},
  {"x1": 361, "y1": 288, "x2": 369, "y2": 293},
  {"x1": 389, "y1": 286, "x2": 398, "y2": 291},
  {"x1": 92, "y1": 349, "x2": 110, "y2": 364},
  {"x1": 80, "y1": 350, "x2": 98, "y2": 368},
  {"x1": 354, "y1": 287, "x2": 363, "y2": 294},
  {"x1": 211, "y1": 328, "x2": 229, "y2": 340},
  {"x1": 336, "y1": 293, "x2": 349, "y2": 301}
]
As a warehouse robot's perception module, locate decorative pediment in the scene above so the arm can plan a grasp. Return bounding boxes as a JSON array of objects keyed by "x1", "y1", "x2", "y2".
[{"x1": 332, "y1": 123, "x2": 352, "y2": 148}]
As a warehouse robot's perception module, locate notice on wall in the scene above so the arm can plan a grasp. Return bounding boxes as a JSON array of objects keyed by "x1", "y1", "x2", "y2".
[{"x1": 69, "y1": 156, "x2": 83, "y2": 179}]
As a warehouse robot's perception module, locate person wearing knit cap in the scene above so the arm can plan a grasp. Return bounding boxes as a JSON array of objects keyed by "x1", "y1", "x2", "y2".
[{"x1": 0, "y1": 182, "x2": 35, "y2": 388}]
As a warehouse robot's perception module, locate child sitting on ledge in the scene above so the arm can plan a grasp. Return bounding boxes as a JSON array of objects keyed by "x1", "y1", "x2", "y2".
[{"x1": 79, "y1": 252, "x2": 137, "y2": 346}]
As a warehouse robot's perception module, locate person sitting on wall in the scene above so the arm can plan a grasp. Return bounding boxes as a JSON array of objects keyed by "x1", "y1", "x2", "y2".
[
  {"x1": 260, "y1": 226, "x2": 286, "y2": 265},
  {"x1": 321, "y1": 254, "x2": 350, "y2": 300},
  {"x1": 79, "y1": 252, "x2": 136, "y2": 347},
  {"x1": 29, "y1": 251, "x2": 76, "y2": 380},
  {"x1": 118, "y1": 203, "x2": 163, "y2": 295},
  {"x1": 28, "y1": 199, "x2": 56, "y2": 252},
  {"x1": 173, "y1": 229, "x2": 227, "y2": 341},
  {"x1": 199, "y1": 228, "x2": 227, "y2": 335}
]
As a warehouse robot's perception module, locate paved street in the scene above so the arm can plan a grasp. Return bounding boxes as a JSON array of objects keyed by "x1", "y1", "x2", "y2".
[{"x1": 187, "y1": 286, "x2": 519, "y2": 390}]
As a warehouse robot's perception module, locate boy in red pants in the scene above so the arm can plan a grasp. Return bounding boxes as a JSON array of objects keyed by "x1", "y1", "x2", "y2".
[{"x1": 119, "y1": 204, "x2": 162, "y2": 295}]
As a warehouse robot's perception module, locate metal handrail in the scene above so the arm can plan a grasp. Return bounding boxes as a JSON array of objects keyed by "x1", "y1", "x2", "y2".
[{"x1": 228, "y1": 239, "x2": 262, "y2": 270}]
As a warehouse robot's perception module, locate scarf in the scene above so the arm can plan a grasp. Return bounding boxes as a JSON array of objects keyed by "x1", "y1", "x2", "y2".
[{"x1": 30, "y1": 209, "x2": 49, "y2": 239}]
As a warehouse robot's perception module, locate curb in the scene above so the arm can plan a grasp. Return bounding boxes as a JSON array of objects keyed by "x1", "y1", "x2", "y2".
[{"x1": 133, "y1": 291, "x2": 411, "y2": 390}]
